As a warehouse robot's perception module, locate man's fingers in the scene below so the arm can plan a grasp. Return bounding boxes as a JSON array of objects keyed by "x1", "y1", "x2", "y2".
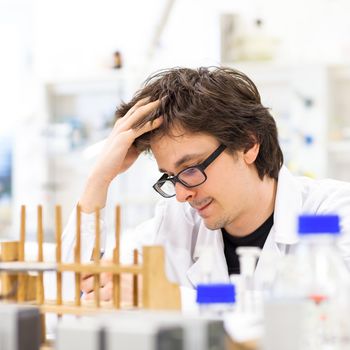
[
  {"x1": 81, "y1": 275, "x2": 94, "y2": 293},
  {"x1": 123, "y1": 97, "x2": 151, "y2": 119},
  {"x1": 83, "y1": 282, "x2": 113, "y2": 301},
  {"x1": 81, "y1": 272, "x2": 111, "y2": 294},
  {"x1": 132, "y1": 116, "x2": 164, "y2": 138},
  {"x1": 82, "y1": 274, "x2": 136, "y2": 303},
  {"x1": 117, "y1": 99, "x2": 161, "y2": 131},
  {"x1": 100, "y1": 272, "x2": 112, "y2": 286},
  {"x1": 81, "y1": 272, "x2": 93, "y2": 280}
]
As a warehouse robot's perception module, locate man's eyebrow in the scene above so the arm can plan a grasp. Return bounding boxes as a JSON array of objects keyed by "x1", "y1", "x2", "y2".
[{"x1": 158, "y1": 153, "x2": 205, "y2": 173}]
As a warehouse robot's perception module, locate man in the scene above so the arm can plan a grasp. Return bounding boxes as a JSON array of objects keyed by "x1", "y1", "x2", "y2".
[{"x1": 61, "y1": 67, "x2": 350, "y2": 301}]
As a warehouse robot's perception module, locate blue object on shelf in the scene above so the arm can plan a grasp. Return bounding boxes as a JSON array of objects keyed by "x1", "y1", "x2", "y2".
[
  {"x1": 196, "y1": 283, "x2": 236, "y2": 304},
  {"x1": 304, "y1": 134, "x2": 314, "y2": 145}
]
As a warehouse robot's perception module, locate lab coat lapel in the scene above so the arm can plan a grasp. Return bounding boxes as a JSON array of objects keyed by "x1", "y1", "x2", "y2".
[
  {"x1": 186, "y1": 221, "x2": 229, "y2": 287},
  {"x1": 255, "y1": 166, "x2": 303, "y2": 282},
  {"x1": 273, "y1": 166, "x2": 302, "y2": 245}
]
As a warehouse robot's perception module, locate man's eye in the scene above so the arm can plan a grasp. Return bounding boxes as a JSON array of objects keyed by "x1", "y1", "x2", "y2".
[{"x1": 182, "y1": 167, "x2": 198, "y2": 176}]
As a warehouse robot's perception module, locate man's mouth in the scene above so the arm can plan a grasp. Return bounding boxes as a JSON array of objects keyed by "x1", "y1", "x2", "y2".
[{"x1": 191, "y1": 199, "x2": 213, "y2": 212}]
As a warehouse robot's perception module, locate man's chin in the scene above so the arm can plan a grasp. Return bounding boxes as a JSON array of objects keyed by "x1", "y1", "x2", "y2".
[{"x1": 202, "y1": 218, "x2": 223, "y2": 231}]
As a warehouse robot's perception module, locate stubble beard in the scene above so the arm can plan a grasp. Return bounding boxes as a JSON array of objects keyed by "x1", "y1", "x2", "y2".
[{"x1": 203, "y1": 214, "x2": 231, "y2": 231}]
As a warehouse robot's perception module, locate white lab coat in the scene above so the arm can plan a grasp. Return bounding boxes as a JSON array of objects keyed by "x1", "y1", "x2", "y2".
[{"x1": 61, "y1": 166, "x2": 350, "y2": 289}]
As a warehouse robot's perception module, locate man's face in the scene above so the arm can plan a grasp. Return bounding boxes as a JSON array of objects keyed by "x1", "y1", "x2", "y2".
[{"x1": 150, "y1": 129, "x2": 261, "y2": 233}]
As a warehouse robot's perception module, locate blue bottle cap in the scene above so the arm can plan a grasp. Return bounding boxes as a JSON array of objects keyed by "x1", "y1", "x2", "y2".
[
  {"x1": 196, "y1": 283, "x2": 236, "y2": 304},
  {"x1": 298, "y1": 215, "x2": 340, "y2": 235}
]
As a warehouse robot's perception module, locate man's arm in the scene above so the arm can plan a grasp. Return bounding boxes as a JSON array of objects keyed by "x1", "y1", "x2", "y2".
[{"x1": 75, "y1": 98, "x2": 162, "y2": 300}]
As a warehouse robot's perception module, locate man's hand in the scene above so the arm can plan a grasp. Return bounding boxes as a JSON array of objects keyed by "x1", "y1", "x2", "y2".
[
  {"x1": 81, "y1": 272, "x2": 135, "y2": 304},
  {"x1": 91, "y1": 98, "x2": 163, "y2": 183},
  {"x1": 81, "y1": 271, "x2": 112, "y2": 301},
  {"x1": 79, "y1": 98, "x2": 163, "y2": 213}
]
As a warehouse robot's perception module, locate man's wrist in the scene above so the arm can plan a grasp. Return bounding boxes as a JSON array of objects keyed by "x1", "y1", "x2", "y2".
[
  {"x1": 79, "y1": 177, "x2": 111, "y2": 213},
  {"x1": 86, "y1": 169, "x2": 115, "y2": 189}
]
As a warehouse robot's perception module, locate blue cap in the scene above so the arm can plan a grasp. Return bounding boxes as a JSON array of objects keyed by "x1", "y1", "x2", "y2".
[
  {"x1": 196, "y1": 283, "x2": 236, "y2": 304},
  {"x1": 298, "y1": 215, "x2": 340, "y2": 235}
]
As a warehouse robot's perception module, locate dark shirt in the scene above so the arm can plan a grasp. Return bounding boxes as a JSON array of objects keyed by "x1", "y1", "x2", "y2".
[{"x1": 222, "y1": 213, "x2": 274, "y2": 275}]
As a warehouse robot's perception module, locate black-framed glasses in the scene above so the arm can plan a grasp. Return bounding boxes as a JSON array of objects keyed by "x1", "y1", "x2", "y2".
[{"x1": 153, "y1": 144, "x2": 226, "y2": 198}]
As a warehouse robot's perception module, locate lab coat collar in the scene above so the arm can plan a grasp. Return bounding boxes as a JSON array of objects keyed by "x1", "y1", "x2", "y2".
[
  {"x1": 255, "y1": 166, "x2": 303, "y2": 283},
  {"x1": 273, "y1": 165, "x2": 302, "y2": 245}
]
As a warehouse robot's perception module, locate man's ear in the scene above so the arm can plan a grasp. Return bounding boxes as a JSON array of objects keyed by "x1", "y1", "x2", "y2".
[{"x1": 243, "y1": 143, "x2": 260, "y2": 164}]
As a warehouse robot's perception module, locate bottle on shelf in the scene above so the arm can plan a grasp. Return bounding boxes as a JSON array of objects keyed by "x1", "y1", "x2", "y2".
[{"x1": 113, "y1": 51, "x2": 122, "y2": 69}]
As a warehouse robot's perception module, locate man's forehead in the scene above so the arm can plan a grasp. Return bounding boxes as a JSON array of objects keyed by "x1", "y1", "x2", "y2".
[
  {"x1": 150, "y1": 127, "x2": 215, "y2": 148},
  {"x1": 150, "y1": 133, "x2": 218, "y2": 173},
  {"x1": 150, "y1": 132, "x2": 210, "y2": 155},
  {"x1": 150, "y1": 124, "x2": 188, "y2": 145}
]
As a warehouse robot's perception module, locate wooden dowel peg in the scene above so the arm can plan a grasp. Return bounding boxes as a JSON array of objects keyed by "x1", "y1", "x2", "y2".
[
  {"x1": 19, "y1": 205, "x2": 26, "y2": 261},
  {"x1": 94, "y1": 207, "x2": 100, "y2": 307},
  {"x1": 133, "y1": 249, "x2": 138, "y2": 307},
  {"x1": 93, "y1": 208, "x2": 101, "y2": 263},
  {"x1": 56, "y1": 205, "x2": 62, "y2": 306},
  {"x1": 75, "y1": 205, "x2": 81, "y2": 263},
  {"x1": 74, "y1": 205, "x2": 81, "y2": 306},
  {"x1": 114, "y1": 205, "x2": 120, "y2": 263},
  {"x1": 37, "y1": 205, "x2": 44, "y2": 261},
  {"x1": 37, "y1": 205, "x2": 44, "y2": 305},
  {"x1": 112, "y1": 205, "x2": 121, "y2": 308},
  {"x1": 17, "y1": 205, "x2": 26, "y2": 302}
]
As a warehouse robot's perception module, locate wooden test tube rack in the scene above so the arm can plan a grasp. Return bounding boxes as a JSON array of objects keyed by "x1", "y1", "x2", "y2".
[{"x1": 0, "y1": 204, "x2": 181, "y2": 345}]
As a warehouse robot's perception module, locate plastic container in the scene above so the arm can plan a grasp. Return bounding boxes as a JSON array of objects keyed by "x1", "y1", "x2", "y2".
[
  {"x1": 235, "y1": 247, "x2": 261, "y2": 313},
  {"x1": 271, "y1": 214, "x2": 350, "y2": 349}
]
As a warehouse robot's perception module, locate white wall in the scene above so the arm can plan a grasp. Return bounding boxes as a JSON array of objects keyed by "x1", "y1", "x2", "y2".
[
  {"x1": 29, "y1": 0, "x2": 350, "y2": 78},
  {"x1": 2, "y1": 0, "x2": 350, "y2": 239}
]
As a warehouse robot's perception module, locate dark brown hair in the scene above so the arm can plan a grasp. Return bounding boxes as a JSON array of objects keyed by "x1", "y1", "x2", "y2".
[{"x1": 115, "y1": 66, "x2": 283, "y2": 179}]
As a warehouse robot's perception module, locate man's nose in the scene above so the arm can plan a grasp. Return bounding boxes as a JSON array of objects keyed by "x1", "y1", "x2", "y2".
[{"x1": 175, "y1": 182, "x2": 195, "y2": 202}]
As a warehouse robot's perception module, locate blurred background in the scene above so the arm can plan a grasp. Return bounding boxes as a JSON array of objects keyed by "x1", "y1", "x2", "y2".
[{"x1": 1, "y1": 0, "x2": 350, "y2": 241}]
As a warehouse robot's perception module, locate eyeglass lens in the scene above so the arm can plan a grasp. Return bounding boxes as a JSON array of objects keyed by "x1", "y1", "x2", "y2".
[{"x1": 158, "y1": 167, "x2": 206, "y2": 196}]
